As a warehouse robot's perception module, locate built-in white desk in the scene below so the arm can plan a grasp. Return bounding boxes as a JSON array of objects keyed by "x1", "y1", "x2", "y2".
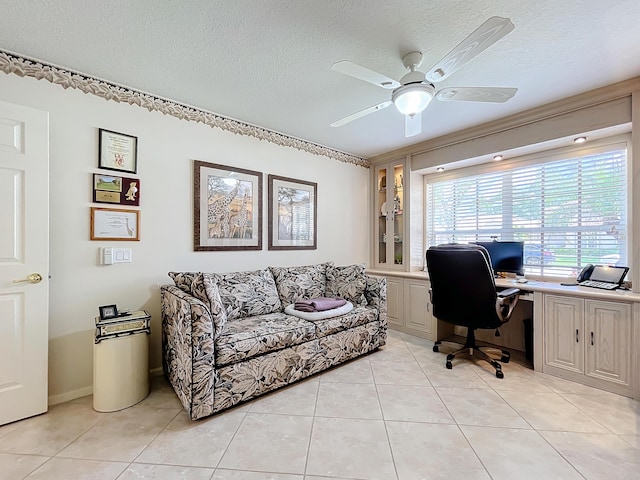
[{"x1": 368, "y1": 269, "x2": 640, "y2": 400}]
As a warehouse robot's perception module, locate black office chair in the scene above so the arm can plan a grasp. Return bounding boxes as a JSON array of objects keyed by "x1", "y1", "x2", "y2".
[{"x1": 426, "y1": 243, "x2": 521, "y2": 378}]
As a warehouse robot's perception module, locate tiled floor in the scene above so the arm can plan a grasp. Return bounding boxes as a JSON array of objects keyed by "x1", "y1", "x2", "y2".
[{"x1": 1, "y1": 330, "x2": 639, "y2": 479}]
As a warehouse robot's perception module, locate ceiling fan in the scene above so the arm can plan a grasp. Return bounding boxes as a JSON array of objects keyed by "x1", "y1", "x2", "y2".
[{"x1": 330, "y1": 16, "x2": 518, "y2": 137}]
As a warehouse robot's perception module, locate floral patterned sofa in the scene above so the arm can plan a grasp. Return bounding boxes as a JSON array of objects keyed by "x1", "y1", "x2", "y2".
[{"x1": 161, "y1": 262, "x2": 387, "y2": 420}]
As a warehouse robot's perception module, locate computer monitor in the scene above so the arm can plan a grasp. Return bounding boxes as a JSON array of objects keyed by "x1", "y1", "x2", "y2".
[{"x1": 473, "y1": 241, "x2": 524, "y2": 276}]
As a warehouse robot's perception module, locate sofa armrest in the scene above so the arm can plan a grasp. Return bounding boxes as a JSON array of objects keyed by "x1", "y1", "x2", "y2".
[
  {"x1": 161, "y1": 284, "x2": 216, "y2": 420},
  {"x1": 364, "y1": 274, "x2": 387, "y2": 336}
]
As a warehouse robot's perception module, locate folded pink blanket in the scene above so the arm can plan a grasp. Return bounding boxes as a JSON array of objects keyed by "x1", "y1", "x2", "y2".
[{"x1": 294, "y1": 297, "x2": 347, "y2": 312}]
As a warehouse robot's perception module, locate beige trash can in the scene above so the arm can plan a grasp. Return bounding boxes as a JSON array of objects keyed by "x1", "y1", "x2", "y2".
[{"x1": 93, "y1": 310, "x2": 151, "y2": 412}]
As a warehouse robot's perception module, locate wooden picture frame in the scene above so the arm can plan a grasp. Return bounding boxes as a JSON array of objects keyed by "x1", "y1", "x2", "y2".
[
  {"x1": 98, "y1": 128, "x2": 138, "y2": 174},
  {"x1": 90, "y1": 207, "x2": 140, "y2": 241},
  {"x1": 268, "y1": 174, "x2": 317, "y2": 250},
  {"x1": 193, "y1": 160, "x2": 262, "y2": 251}
]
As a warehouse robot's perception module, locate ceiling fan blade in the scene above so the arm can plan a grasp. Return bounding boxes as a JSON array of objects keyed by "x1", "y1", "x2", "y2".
[
  {"x1": 405, "y1": 113, "x2": 422, "y2": 137},
  {"x1": 330, "y1": 101, "x2": 392, "y2": 127},
  {"x1": 436, "y1": 87, "x2": 517, "y2": 103},
  {"x1": 425, "y1": 16, "x2": 514, "y2": 83},
  {"x1": 331, "y1": 61, "x2": 401, "y2": 89}
]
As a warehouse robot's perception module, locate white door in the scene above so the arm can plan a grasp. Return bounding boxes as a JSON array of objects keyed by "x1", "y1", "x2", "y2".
[{"x1": 0, "y1": 100, "x2": 49, "y2": 425}]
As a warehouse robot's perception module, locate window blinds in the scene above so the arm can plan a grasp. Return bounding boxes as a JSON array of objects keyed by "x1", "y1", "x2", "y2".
[{"x1": 425, "y1": 143, "x2": 628, "y2": 277}]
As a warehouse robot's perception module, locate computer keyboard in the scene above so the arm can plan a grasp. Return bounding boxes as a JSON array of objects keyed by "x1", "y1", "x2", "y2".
[{"x1": 579, "y1": 280, "x2": 618, "y2": 290}]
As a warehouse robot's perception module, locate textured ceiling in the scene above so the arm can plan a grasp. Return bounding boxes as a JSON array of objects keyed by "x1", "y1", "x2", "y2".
[{"x1": 1, "y1": 1, "x2": 639, "y2": 159}]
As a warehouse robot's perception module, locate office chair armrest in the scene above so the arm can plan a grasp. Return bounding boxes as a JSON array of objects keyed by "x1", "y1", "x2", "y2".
[
  {"x1": 497, "y1": 287, "x2": 520, "y2": 298},
  {"x1": 495, "y1": 288, "x2": 520, "y2": 322}
]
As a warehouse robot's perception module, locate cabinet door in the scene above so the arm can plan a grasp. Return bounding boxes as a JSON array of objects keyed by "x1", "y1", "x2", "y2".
[
  {"x1": 385, "y1": 277, "x2": 404, "y2": 329},
  {"x1": 404, "y1": 279, "x2": 434, "y2": 337},
  {"x1": 584, "y1": 300, "x2": 632, "y2": 390},
  {"x1": 374, "y1": 162, "x2": 404, "y2": 269},
  {"x1": 544, "y1": 295, "x2": 584, "y2": 374}
]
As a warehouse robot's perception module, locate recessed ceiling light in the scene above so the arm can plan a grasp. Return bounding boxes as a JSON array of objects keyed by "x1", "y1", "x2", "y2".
[
  {"x1": 493, "y1": 155, "x2": 503, "y2": 161},
  {"x1": 436, "y1": 167, "x2": 445, "y2": 172},
  {"x1": 574, "y1": 136, "x2": 587, "y2": 144}
]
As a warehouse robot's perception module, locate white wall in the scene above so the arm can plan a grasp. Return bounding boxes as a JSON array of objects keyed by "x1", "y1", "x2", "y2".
[{"x1": 0, "y1": 72, "x2": 370, "y2": 403}]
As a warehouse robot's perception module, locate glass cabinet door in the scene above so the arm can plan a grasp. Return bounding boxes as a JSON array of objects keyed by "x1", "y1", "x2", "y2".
[{"x1": 375, "y1": 162, "x2": 404, "y2": 268}]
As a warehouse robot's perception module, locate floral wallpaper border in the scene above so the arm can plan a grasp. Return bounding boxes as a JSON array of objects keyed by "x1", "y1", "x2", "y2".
[{"x1": 0, "y1": 49, "x2": 367, "y2": 168}]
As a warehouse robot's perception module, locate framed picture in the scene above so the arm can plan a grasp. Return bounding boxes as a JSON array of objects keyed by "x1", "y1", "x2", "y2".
[
  {"x1": 194, "y1": 160, "x2": 262, "y2": 251},
  {"x1": 93, "y1": 173, "x2": 140, "y2": 206},
  {"x1": 98, "y1": 128, "x2": 138, "y2": 174},
  {"x1": 90, "y1": 207, "x2": 140, "y2": 241},
  {"x1": 98, "y1": 304, "x2": 118, "y2": 321},
  {"x1": 268, "y1": 174, "x2": 317, "y2": 250}
]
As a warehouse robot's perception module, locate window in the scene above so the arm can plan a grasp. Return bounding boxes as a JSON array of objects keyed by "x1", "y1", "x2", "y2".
[{"x1": 425, "y1": 140, "x2": 628, "y2": 277}]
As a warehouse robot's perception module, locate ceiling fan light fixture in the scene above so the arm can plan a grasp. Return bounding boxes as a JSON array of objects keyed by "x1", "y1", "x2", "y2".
[{"x1": 392, "y1": 83, "x2": 435, "y2": 116}]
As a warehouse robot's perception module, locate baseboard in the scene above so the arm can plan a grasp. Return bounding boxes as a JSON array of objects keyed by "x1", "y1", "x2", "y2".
[
  {"x1": 48, "y1": 367, "x2": 164, "y2": 406},
  {"x1": 48, "y1": 386, "x2": 93, "y2": 406}
]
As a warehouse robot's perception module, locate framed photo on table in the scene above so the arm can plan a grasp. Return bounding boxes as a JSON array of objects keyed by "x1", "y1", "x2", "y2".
[
  {"x1": 98, "y1": 304, "x2": 119, "y2": 321},
  {"x1": 98, "y1": 128, "x2": 138, "y2": 174},
  {"x1": 268, "y1": 174, "x2": 317, "y2": 250},
  {"x1": 193, "y1": 160, "x2": 262, "y2": 251}
]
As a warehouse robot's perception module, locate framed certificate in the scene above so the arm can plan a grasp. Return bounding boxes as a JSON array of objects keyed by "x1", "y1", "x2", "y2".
[
  {"x1": 90, "y1": 207, "x2": 140, "y2": 241},
  {"x1": 98, "y1": 128, "x2": 138, "y2": 174}
]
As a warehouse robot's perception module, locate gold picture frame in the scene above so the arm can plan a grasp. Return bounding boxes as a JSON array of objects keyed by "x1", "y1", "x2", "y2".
[{"x1": 90, "y1": 207, "x2": 140, "y2": 241}]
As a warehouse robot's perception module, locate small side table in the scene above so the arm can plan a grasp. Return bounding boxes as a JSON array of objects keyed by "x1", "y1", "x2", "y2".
[{"x1": 93, "y1": 310, "x2": 151, "y2": 412}]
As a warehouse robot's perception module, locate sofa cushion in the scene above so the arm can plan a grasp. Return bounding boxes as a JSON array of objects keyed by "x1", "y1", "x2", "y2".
[
  {"x1": 269, "y1": 262, "x2": 332, "y2": 306},
  {"x1": 168, "y1": 271, "x2": 198, "y2": 293},
  {"x1": 325, "y1": 264, "x2": 367, "y2": 306},
  {"x1": 307, "y1": 305, "x2": 378, "y2": 337},
  {"x1": 215, "y1": 312, "x2": 316, "y2": 366},
  {"x1": 211, "y1": 269, "x2": 282, "y2": 321}
]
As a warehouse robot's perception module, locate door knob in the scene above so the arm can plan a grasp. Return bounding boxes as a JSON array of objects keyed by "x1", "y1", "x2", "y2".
[{"x1": 13, "y1": 273, "x2": 43, "y2": 284}]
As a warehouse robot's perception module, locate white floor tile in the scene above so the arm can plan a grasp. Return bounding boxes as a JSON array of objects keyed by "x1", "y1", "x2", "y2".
[
  {"x1": 26, "y1": 457, "x2": 128, "y2": 480},
  {"x1": 136, "y1": 409, "x2": 245, "y2": 468},
  {"x1": 218, "y1": 413, "x2": 312, "y2": 474},
  {"x1": 320, "y1": 356, "x2": 374, "y2": 384},
  {"x1": 57, "y1": 406, "x2": 179, "y2": 462},
  {"x1": 0, "y1": 402, "x2": 105, "y2": 456},
  {"x1": 212, "y1": 469, "x2": 303, "y2": 479},
  {"x1": 248, "y1": 379, "x2": 319, "y2": 416},
  {"x1": 462, "y1": 425, "x2": 584, "y2": 479},
  {"x1": 377, "y1": 384, "x2": 453, "y2": 423},
  {"x1": 386, "y1": 421, "x2": 490, "y2": 479},
  {"x1": 119, "y1": 463, "x2": 214, "y2": 479},
  {"x1": 315, "y1": 382, "x2": 382, "y2": 419},
  {"x1": 561, "y1": 392, "x2": 640, "y2": 435},
  {"x1": 540, "y1": 430, "x2": 640, "y2": 480},
  {"x1": 306, "y1": 417, "x2": 396, "y2": 480},
  {"x1": 0, "y1": 452, "x2": 49, "y2": 480},
  {"x1": 498, "y1": 390, "x2": 612, "y2": 433},
  {"x1": 371, "y1": 360, "x2": 429, "y2": 386},
  {"x1": 436, "y1": 387, "x2": 530, "y2": 429}
]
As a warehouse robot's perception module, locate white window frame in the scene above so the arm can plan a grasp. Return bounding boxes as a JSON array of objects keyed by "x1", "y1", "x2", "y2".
[{"x1": 423, "y1": 135, "x2": 632, "y2": 279}]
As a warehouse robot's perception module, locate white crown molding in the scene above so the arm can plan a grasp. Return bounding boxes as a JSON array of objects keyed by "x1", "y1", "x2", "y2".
[{"x1": 0, "y1": 49, "x2": 367, "y2": 168}]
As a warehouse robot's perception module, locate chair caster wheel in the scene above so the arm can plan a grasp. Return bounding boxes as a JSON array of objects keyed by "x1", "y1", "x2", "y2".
[
  {"x1": 501, "y1": 355, "x2": 510, "y2": 363},
  {"x1": 433, "y1": 345, "x2": 439, "y2": 353},
  {"x1": 496, "y1": 370, "x2": 504, "y2": 379},
  {"x1": 446, "y1": 361, "x2": 453, "y2": 369}
]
